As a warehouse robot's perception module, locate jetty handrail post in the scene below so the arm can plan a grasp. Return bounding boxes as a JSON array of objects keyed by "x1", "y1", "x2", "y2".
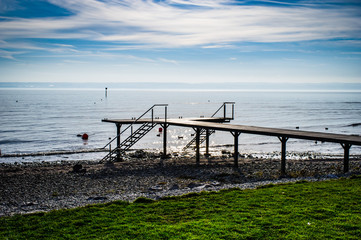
[
  {"x1": 151, "y1": 108, "x2": 154, "y2": 125},
  {"x1": 224, "y1": 103, "x2": 226, "y2": 119},
  {"x1": 232, "y1": 103, "x2": 235, "y2": 120},
  {"x1": 102, "y1": 104, "x2": 168, "y2": 149},
  {"x1": 131, "y1": 125, "x2": 133, "y2": 144}
]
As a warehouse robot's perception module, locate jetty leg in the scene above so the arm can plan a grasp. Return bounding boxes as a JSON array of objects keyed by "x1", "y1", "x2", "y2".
[
  {"x1": 278, "y1": 136, "x2": 289, "y2": 177},
  {"x1": 341, "y1": 143, "x2": 352, "y2": 173},
  {"x1": 116, "y1": 123, "x2": 121, "y2": 161},
  {"x1": 205, "y1": 129, "x2": 210, "y2": 156},
  {"x1": 161, "y1": 124, "x2": 168, "y2": 159},
  {"x1": 196, "y1": 128, "x2": 201, "y2": 165},
  {"x1": 232, "y1": 131, "x2": 241, "y2": 168}
]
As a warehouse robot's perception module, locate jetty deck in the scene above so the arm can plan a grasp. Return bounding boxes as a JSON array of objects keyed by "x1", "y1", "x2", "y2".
[{"x1": 102, "y1": 103, "x2": 361, "y2": 176}]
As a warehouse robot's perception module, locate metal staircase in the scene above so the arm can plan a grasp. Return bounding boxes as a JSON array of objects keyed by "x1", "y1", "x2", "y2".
[
  {"x1": 102, "y1": 122, "x2": 157, "y2": 161},
  {"x1": 183, "y1": 102, "x2": 235, "y2": 150},
  {"x1": 183, "y1": 128, "x2": 215, "y2": 150},
  {"x1": 102, "y1": 104, "x2": 167, "y2": 162},
  {"x1": 118, "y1": 122, "x2": 156, "y2": 151}
]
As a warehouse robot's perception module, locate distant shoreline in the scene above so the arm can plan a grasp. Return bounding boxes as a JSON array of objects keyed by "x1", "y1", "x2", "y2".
[{"x1": 1, "y1": 81, "x2": 361, "y2": 92}]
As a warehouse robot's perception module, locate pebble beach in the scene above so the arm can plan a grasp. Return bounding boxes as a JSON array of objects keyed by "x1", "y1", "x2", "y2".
[{"x1": 1, "y1": 151, "x2": 361, "y2": 217}]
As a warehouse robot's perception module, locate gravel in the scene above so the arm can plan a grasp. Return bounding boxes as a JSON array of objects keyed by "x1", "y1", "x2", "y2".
[{"x1": 1, "y1": 153, "x2": 360, "y2": 217}]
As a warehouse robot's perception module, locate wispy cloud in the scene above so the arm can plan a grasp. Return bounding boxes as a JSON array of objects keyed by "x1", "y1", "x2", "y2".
[
  {"x1": 0, "y1": 49, "x2": 24, "y2": 60},
  {"x1": 0, "y1": 0, "x2": 360, "y2": 50},
  {"x1": 158, "y1": 58, "x2": 179, "y2": 65}
]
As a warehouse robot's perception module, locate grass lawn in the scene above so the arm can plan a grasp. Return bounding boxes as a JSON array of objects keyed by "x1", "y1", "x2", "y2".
[{"x1": 1, "y1": 176, "x2": 361, "y2": 239}]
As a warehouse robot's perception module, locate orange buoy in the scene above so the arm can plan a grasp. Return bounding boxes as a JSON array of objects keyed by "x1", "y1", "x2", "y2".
[
  {"x1": 158, "y1": 127, "x2": 163, "y2": 133},
  {"x1": 82, "y1": 133, "x2": 89, "y2": 140}
]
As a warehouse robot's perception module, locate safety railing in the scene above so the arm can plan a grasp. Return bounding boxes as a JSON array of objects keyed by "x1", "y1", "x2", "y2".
[{"x1": 211, "y1": 102, "x2": 235, "y2": 119}]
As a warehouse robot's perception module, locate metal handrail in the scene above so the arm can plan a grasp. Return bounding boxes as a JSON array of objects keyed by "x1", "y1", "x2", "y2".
[
  {"x1": 211, "y1": 102, "x2": 235, "y2": 118},
  {"x1": 103, "y1": 104, "x2": 168, "y2": 149}
]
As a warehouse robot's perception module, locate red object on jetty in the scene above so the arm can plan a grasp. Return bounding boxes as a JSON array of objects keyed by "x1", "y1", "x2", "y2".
[
  {"x1": 158, "y1": 127, "x2": 163, "y2": 133},
  {"x1": 82, "y1": 133, "x2": 89, "y2": 140}
]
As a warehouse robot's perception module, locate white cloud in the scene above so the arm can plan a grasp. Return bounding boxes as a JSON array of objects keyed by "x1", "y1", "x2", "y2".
[{"x1": 0, "y1": 0, "x2": 360, "y2": 49}]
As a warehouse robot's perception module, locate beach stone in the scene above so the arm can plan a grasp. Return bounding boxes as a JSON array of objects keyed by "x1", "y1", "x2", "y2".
[
  {"x1": 169, "y1": 184, "x2": 179, "y2": 190},
  {"x1": 221, "y1": 150, "x2": 230, "y2": 155},
  {"x1": 73, "y1": 164, "x2": 86, "y2": 173},
  {"x1": 149, "y1": 185, "x2": 163, "y2": 192},
  {"x1": 187, "y1": 182, "x2": 203, "y2": 188},
  {"x1": 73, "y1": 163, "x2": 82, "y2": 172}
]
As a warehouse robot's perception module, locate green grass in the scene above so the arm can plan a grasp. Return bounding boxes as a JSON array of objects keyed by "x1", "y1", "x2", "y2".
[{"x1": 1, "y1": 176, "x2": 361, "y2": 239}]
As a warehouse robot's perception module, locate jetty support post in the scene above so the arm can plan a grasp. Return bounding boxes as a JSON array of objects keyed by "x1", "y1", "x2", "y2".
[
  {"x1": 341, "y1": 143, "x2": 352, "y2": 173},
  {"x1": 116, "y1": 123, "x2": 121, "y2": 161},
  {"x1": 278, "y1": 136, "x2": 289, "y2": 177},
  {"x1": 231, "y1": 131, "x2": 241, "y2": 168},
  {"x1": 160, "y1": 105, "x2": 169, "y2": 159},
  {"x1": 160, "y1": 123, "x2": 169, "y2": 159},
  {"x1": 195, "y1": 127, "x2": 201, "y2": 166},
  {"x1": 205, "y1": 129, "x2": 210, "y2": 156}
]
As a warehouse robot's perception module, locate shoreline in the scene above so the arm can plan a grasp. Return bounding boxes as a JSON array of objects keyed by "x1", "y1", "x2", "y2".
[
  {"x1": 1, "y1": 152, "x2": 361, "y2": 217},
  {"x1": 1, "y1": 147, "x2": 361, "y2": 165}
]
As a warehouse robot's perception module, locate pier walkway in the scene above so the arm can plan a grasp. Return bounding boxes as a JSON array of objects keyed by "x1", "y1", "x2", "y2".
[{"x1": 102, "y1": 103, "x2": 361, "y2": 176}]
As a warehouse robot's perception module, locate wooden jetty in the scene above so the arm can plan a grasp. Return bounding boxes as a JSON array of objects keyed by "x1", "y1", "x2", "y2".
[{"x1": 102, "y1": 103, "x2": 361, "y2": 176}]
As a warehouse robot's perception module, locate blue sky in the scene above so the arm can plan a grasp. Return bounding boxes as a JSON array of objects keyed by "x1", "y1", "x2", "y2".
[{"x1": 1, "y1": 0, "x2": 361, "y2": 84}]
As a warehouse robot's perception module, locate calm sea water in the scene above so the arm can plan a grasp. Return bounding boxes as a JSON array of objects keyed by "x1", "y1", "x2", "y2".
[{"x1": 1, "y1": 89, "x2": 361, "y2": 163}]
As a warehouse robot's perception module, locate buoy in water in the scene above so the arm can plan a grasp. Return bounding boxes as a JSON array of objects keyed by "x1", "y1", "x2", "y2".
[{"x1": 82, "y1": 133, "x2": 89, "y2": 140}]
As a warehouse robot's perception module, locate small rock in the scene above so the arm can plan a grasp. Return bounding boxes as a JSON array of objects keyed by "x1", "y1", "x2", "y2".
[
  {"x1": 169, "y1": 184, "x2": 179, "y2": 190},
  {"x1": 187, "y1": 182, "x2": 203, "y2": 189},
  {"x1": 149, "y1": 185, "x2": 163, "y2": 192},
  {"x1": 221, "y1": 150, "x2": 230, "y2": 155},
  {"x1": 73, "y1": 164, "x2": 86, "y2": 173}
]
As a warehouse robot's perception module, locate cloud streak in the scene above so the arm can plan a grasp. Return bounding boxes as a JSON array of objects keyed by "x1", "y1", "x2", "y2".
[{"x1": 0, "y1": 0, "x2": 360, "y2": 50}]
